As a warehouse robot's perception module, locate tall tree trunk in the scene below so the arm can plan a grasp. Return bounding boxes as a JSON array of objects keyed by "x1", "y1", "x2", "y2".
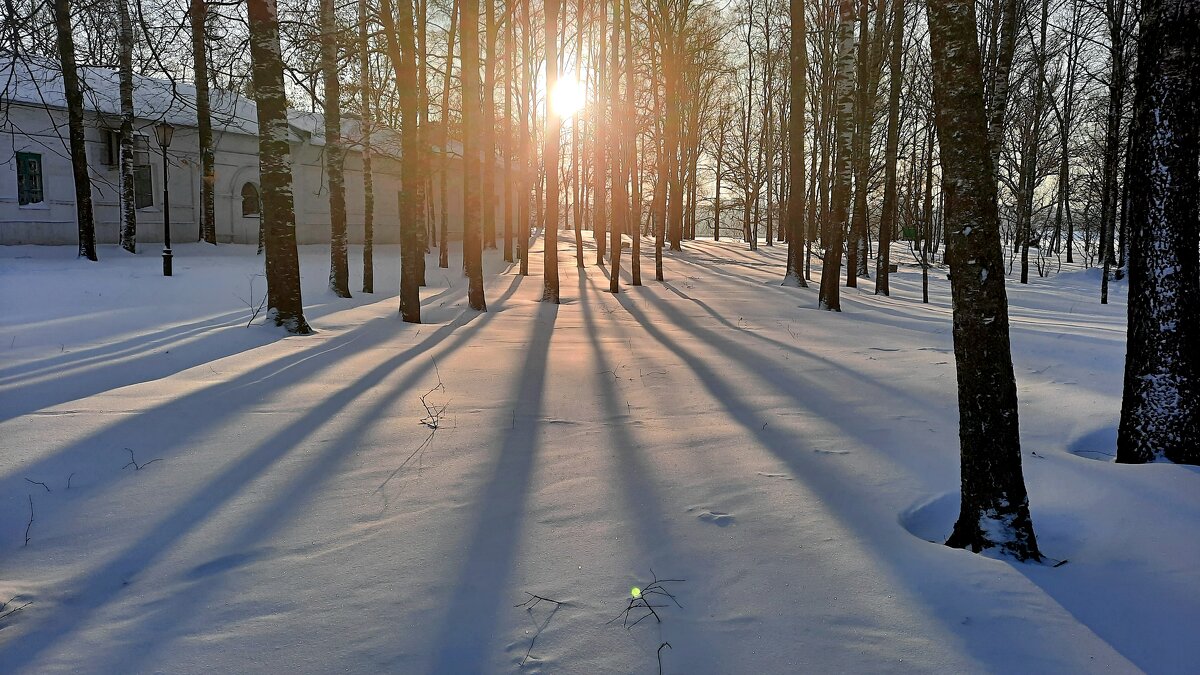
[
  {"x1": 415, "y1": 0, "x2": 429, "y2": 285},
  {"x1": 438, "y1": 0, "x2": 458, "y2": 270},
  {"x1": 321, "y1": 0, "x2": 352, "y2": 298},
  {"x1": 623, "y1": 0, "x2": 639, "y2": 285},
  {"x1": 664, "y1": 11, "x2": 684, "y2": 252},
  {"x1": 608, "y1": 0, "x2": 623, "y2": 294},
  {"x1": 190, "y1": 0, "x2": 216, "y2": 245},
  {"x1": 819, "y1": 0, "x2": 855, "y2": 311},
  {"x1": 482, "y1": 0, "x2": 498, "y2": 249},
  {"x1": 847, "y1": 0, "x2": 873, "y2": 283},
  {"x1": 248, "y1": 0, "x2": 311, "y2": 333},
  {"x1": 359, "y1": 0, "x2": 376, "y2": 292},
  {"x1": 52, "y1": 0, "x2": 96, "y2": 261},
  {"x1": 1099, "y1": 0, "x2": 1128, "y2": 304},
  {"x1": 379, "y1": 0, "x2": 422, "y2": 320},
  {"x1": 927, "y1": 0, "x2": 1040, "y2": 560},
  {"x1": 542, "y1": 0, "x2": 561, "y2": 302},
  {"x1": 875, "y1": 0, "x2": 904, "y2": 295},
  {"x1": 714, "y1": 115, "x2": 724, "y2": 242},
  {"x1": 1016, "y1": 0, "x2": 1049, "y2": 285},
  {"x1": 593, "y1": 4, "x2": 608, "y2": 264},
  {"x1": 572, "y1": 0, "x2": 585, "y2": 268},
  {"x1": 650, "y1": 38, "x2": 665, "y2": 280},
  {"x1": 117, "y1": 0, "x2": 137, "y2": 253},
  {"x1": 1116, "y1": 0, "x2": 1200, "y2": 465},
  {"x1": 518, "y1": 0, "x2": 532, "y2": 276},
  {"x1": 461, "y1": 0, "x2": 488, "y2": 309},
  {"x1": 783, "y1": 0, "x2": 808, "y2": 287},
  {"x1": 503, "y1": 0, "x2": 515, "y2": 263},
  {"x1": 985, "y1": 0, "x2": 1020, "y2": 173}
]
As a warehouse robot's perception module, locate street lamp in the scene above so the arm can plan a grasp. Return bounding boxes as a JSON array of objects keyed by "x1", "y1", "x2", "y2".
[{"x1": 154, "y1": 121, "x2": 175, "y2": 276}]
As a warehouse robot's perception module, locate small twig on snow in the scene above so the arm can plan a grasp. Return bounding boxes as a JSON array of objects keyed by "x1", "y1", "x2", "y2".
[
  {"x1": 607, "y1": 568, "x2": 685, "y2": 629},
  {"x1": 515, "y1": 593, "x2": 566, "y2": 666},
  {"x1": 66, "y1": 472, "x2": 76, "y2": 490},
  {"x1": 658, "y1": 642, "x2": 673, "y2": 675},
  {"x1": 123, "y1": 448, "x2": 163, "y2": 471},
  {"x1": 24, "y1": 495, "x2": 33, "y2": 547},
  {"x1": 0, "y1": 595, "x2": 33, "y2": 622},
  {"x1": 24, "y1": 478, "x2": 50, "y2": 493}
]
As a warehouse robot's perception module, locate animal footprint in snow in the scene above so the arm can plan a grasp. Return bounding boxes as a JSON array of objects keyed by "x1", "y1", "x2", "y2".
[
  {"x1": 696, "y1": 510, "x2": 736, "y2": 527},
  {"x1": 812, "y1": 448, "x2": 850, "y2": 455}
]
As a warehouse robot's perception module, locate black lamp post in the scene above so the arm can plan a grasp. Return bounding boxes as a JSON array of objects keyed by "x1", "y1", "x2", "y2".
[{"x1": 154, "y1": 121, "x2": 175, "y2": 276}]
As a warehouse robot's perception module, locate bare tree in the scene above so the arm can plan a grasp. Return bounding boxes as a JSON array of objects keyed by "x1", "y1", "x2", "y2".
[
  {"x1": 321, "y1": 0, "x2": 351, "y2": 298},
  {"x1": 248, "y1": 0, "x2": 311, "y2": 333},
  {"x1": 927, "y1": 0, "x2": 1041, "y2": 560},
  {"x1": 1117, "y1": 0, "x2": 1200, "y2": 464},
  {"x1": 542, "y1": 0, "x2": 562, "y2": 302},
  {"x1": 52, "y1": 0, "x2": 97, "y2": 261}
]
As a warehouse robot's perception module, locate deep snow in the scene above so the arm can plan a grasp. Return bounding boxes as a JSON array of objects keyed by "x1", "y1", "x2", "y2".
[{"x1": 0, "y1": 235, "x2": 1196, "y2": 674}]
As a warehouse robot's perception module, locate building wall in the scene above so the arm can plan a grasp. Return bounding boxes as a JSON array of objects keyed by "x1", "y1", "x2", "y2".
[{"x1": 1, "y1": 103, "x2": 494, "y2": 247}]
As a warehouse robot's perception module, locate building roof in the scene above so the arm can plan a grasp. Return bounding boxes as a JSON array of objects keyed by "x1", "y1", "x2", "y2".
[{"x1": 0, "y1": 58, "x2": 428, "y2": 160}]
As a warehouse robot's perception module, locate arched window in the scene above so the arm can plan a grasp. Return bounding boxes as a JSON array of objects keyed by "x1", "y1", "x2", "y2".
[{"x1": 241, "y1": 182, "x2": 261, "y2": 217}]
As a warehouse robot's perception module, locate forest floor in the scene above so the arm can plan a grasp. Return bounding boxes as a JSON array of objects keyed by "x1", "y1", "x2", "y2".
[{"x1": 0, "y1": 233, "x2": 1196, "y2": 674}]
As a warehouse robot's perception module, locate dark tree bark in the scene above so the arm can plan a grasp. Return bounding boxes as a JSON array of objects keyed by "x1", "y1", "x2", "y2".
[
  {"x1": 608, "y1": 0, "x2": 623, "y2": 294},
  {"x1": 359, "y1": 0, "x2": 376, "y2": 293},
  {"x1": 461, "y1": 0, "x2": 488, "y2": 309},
  {"x1": 875, "y1": 0, "x2": 904, "y2": 295},
  {"x1": 846, "y1": 0, "x2": 871, "y2": 285},
  {"x1": 623, "y1": 0, "x2": 639, "y2": 286},
  {"x1": 52, "y1": 0, "x2": 97, "y2": 261},
  {"x1": 572, "y1": 0, "x2": 585, "y2": 269},
  {"x1": 482, "y1": 0, "x2": 498, "y2": 250},
  {"x1": 985, "y1": 0, "x2": 1020, "y2": 174},
  {"x1": 248, "y1": 0, "x2": 311, "y2": 333},
  {"x1": 503, "y1": 0, "x2": 515, "y2": 263},
  {"x1": 321, "y1": 0, "x2": 351, "y2": 298},
  {"x1": 783, "y1": 0, "x2": 808, "y2": 288},
  {"x1": 518, "y1": 0, "x2": 532, "y2": 276},
  {"x1": 117, "y1": 0, "x2": 137, "y2": 253},
  {"x1": 818, "y1": 0, "x2": 855, "y2": 311},
  {"x1": 1117, "y1": 0, "x2": 1200, "y2": 465},
  {"x1": 191, "y1": 0, "x2": 217, "y2": 245},
  {"x1": 415, "y1": 0, "x2": 429, "y2": 286},
  {"x1": 438, "y1": 0, "x2": 458, "y2": 271},
  {"x1": 593, "y1": 4, "x2": 609, "y2": 265},
  {"x1": 927, "y1": 0, "x2": 1040, "y2": 560},
  {"x1": 663, "y1": 7, "x2": 685, "y2": 252},
  {"x1": 1099, "y1": 0, "x2": 1129, "y2": 304},
  {"x1": 379, "y1": 0, "x2": 422, "y2": 321},
  {"x1": 541, "y1": 0, "x2": 561, "y2": 303}
]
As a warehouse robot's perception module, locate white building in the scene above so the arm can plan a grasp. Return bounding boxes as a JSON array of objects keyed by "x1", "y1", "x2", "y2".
[{"x1": 0, "y1": 59, "x2": 487, "y2": 247}]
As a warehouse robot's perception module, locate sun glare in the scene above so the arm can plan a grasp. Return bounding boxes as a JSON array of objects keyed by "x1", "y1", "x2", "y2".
[{"x1": 551, "y1": 75, "x2": 585, "y2": 119}]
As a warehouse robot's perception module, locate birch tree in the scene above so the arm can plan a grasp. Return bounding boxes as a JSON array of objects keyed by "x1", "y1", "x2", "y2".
[{"x1": 248, "y1": 0, "x2": 311, "y2": 333}]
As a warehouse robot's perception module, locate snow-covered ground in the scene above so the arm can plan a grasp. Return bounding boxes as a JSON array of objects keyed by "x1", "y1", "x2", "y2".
[{"x1": 0, "y1": 234, "x2": 1196, "y2": 674}]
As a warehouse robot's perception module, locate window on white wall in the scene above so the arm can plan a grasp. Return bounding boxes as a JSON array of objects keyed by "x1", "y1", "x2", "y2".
[
  {"x1": 133, "y1": 135, "x2": 153, "y2": 209},
  {"x1": 242, "y1": 182, "x2": 261, "y2": 217},
  {"x1": 16, "y1": 152, "x2": 43, "y2": 205}
]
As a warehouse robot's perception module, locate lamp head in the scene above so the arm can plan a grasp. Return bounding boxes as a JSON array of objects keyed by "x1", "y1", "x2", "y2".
[{"x1": 155, "y1": 121, "x2": 175, "y2": 148}]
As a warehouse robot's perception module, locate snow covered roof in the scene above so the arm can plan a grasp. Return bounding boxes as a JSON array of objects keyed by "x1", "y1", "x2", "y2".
[{"x1": 0, "y1": 58, "x2": 404, "y2": 158}]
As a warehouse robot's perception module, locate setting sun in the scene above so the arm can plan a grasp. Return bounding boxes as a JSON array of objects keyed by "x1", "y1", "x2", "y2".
[{"x1": 550, "y1": 75, "x2": 585, "y2": 119}]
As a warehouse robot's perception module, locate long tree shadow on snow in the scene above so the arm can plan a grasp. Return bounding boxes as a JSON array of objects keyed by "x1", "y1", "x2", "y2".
[
  {"x1": 577, "y1": 272, "x2": 722, "y2": 670},
  {"x1": 74, "y1": 278, "x2": 528, "y2": 673},
  {"x1": 430, "y1": 300, "x2": 557, "y2": 673},
  {"x1": 0, "y1": 280, "x2": 525, "y2": 672},
  {"x1": 612, "y1": 284, "x2": 1135, "y2": 671},
  {"x1": 0, "y1": 285, "x2": 416, "y2": 425}
]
